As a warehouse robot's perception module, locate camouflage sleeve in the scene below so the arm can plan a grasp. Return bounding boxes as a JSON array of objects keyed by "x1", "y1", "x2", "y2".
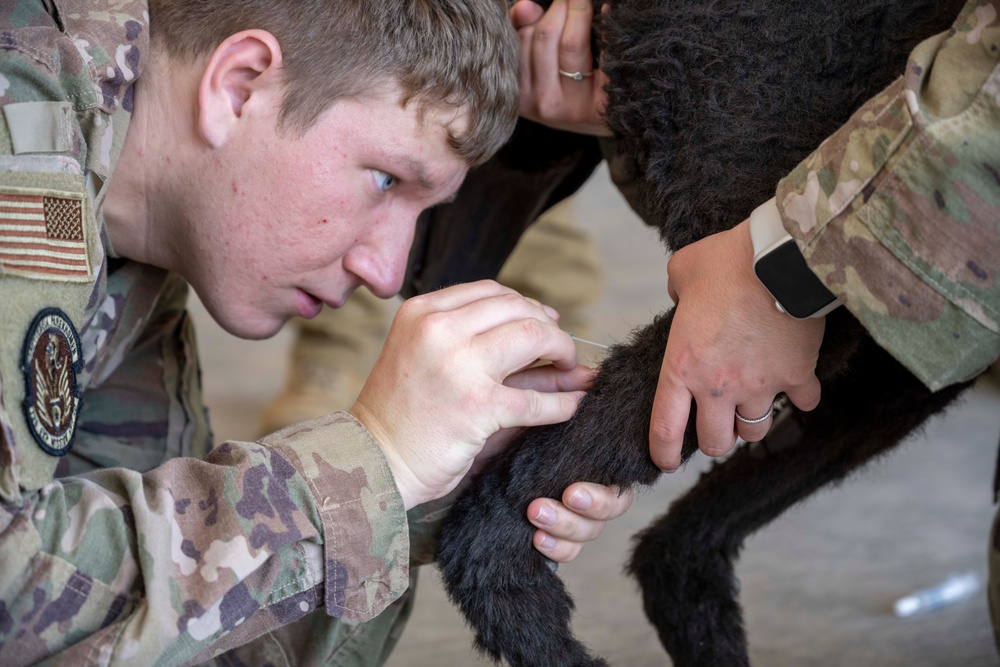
[
  {"x1": 776, "y1": 0, "x2": 1000, "y2": 390},
  {"x1": 0, "y1": 412, "x2": 409, "y2": 666}
]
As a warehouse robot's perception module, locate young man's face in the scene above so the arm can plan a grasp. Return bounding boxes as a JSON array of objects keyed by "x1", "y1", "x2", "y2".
[{"x1": 186, "y1": 89, "x2": 468, "y2": 339}]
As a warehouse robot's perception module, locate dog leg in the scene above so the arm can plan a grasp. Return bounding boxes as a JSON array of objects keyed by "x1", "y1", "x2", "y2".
[
  {"x1": 628, "y1": 336, "x2": 974, "y2": 666},
  {"x1": 437, "y1": 311, "x2": 680, "y2": 666}
]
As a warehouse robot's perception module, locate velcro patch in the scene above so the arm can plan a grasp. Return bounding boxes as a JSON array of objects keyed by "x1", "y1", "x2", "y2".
[
  {"x1": 22, "y1": 308, "x2": 83, "y2": 457},
  {"x1": 0, "y1": 186, "x2": 92, "y2": 282}
]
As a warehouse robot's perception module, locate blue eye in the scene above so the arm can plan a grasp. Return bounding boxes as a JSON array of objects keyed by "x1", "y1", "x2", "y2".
[{"x1": 373, "y1": 170, "x2": 396, "y2": 192}]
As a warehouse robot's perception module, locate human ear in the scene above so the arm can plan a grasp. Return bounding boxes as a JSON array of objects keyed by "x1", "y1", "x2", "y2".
[{"x1": 197, "y1": 30, "x2": 283, "y2": 148}]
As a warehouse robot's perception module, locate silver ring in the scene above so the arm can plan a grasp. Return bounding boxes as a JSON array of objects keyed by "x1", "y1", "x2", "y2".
[
  {"x1": 735, "y1": 404, "x2": 773, "y2": 425},
  {"x1": 558, "y1": 69, "x2": 594, "y2": 81}
]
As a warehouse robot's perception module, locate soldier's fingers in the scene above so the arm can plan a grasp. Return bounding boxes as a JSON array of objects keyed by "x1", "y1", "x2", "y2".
[
  {"x1": 561, "y1": 0, "x2": 595, "y2": 77},
  {"x1": 532, "y1": 529, "x2": 583, "y2": 563},
  {"x1": 401, "y1": 280, "x2": 518, "y2": 316},
  {"x1": 503, "y1": 364, "x2": 595, "y2": 393},
  {"x1": 734, "y1": 398, "x2": 775, "y2": 443},
  {"x1": 561, "y1": 482, "x2": 633, "y2": 521},
  {"x1": 511, "y1": 1, "x2": 542, "y2": 104},
  {"x1": 695, "y1": 397, "x2": 739, "y2": 458},
  {"x1": 438, "y1": 291, "x2": 562, "y2": 342},
  {"x1": 649, "y1": 374, "x2": 692, "y2": 472},
  {"x1": 530, "y1": 0, "x2": 568, "y2": 87},
  {"x1": 785, "y1": 374, "x2": 822, "y2": 412},
  {"x1": 528, "y1": 498, "x2": 599, "y2": 543},
  {"x1": 510, "y1": 0, "x2": 544, "y2": 29},
  {"x1": 477, "y1": 318, "x2": 578, "y2": 376},
  {"x1": 494, "y1": 385, "x2": 584, "y2": 433}
]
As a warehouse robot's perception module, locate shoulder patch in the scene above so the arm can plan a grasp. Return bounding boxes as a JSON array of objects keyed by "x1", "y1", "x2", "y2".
[
  {"x1": 0, "y1": 186, "x2": 92, "y2": 282},
  {"x1": 21, "y1": 308, "x2": 83, "y2": 456}
]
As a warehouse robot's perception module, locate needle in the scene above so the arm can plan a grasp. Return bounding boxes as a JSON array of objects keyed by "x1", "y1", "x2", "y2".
[{"x1": 569, "y1": 333, "x2": 610, "y2": 350}]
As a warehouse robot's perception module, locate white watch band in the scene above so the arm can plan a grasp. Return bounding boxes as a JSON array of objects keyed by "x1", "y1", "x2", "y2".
[
  {"x1": 749, "y1": 197, "x2": 789, "y2": 259},
  {"x1": 748, "y1": 197, "x2": 841, "y2": 319}
]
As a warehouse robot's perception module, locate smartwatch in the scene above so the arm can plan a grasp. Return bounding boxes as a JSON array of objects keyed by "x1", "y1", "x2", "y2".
[{"x1": 749, "y1": 198, "x2": 840, "y2": 319}]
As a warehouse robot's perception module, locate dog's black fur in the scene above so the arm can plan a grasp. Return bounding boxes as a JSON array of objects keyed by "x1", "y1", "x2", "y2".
[{"x1": 435, "y1": 1, "x2": 977, "y2": 665}]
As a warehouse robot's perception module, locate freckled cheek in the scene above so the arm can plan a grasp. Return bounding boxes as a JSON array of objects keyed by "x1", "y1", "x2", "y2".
[{"x1": 284, "y1": 235, "x2": 345, "y2": 272}]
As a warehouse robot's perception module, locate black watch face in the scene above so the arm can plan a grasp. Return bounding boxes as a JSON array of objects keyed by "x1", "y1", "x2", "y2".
[{"x1": 754, "y1": 240, "x2": 837, "y2": 319}]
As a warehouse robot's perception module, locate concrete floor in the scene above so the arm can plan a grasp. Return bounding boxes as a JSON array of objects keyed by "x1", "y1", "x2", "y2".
[{"x1": 191, "y1": 166, "x2": 1000, "y2": 666}]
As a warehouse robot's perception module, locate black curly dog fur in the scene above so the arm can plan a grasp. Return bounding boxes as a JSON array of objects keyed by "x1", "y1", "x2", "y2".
[{"x1": 435, "y1": 1, "x2": 977, "y2": 665}]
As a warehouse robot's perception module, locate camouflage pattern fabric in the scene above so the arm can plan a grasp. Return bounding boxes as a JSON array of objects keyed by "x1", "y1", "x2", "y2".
[
  {"x1": 776, "y1": 0, "x2": 1000, "y2": 391},
  {"x1": 777, "y1": 2, "x2": 1000, "y2": 649},
  {"x1": 1, "y1": 2, "x2": 411, "y2": 665}
]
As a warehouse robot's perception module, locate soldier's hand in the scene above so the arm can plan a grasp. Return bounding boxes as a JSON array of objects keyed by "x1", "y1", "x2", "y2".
[
  {"x1": 511, "y1": 0, "x2": 612, "y2": 136},
  {"x1": 649, "y1": 220, "x2": 825, "y2": 471},
  {"x1": 527, "y1": 482, "x2": 633, "y2": 562},
  {"x1": 351, "y1": 280, "x2": 586, "y2": 510}
]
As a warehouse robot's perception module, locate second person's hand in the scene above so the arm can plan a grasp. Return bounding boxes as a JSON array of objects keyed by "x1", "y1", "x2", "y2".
[
  {"x1": 649, "y1": 221, "x2": 826, "y2": 471},
  {"x1": 511, "y1": 0, "x2": 612, "y2": 136}
]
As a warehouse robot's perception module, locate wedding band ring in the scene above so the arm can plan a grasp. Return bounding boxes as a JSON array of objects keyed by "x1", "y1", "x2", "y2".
[
  {"x1": 735, "y1": 404, "x2": 774, "y2": 425},
  {"x1": 558, "y1": 69, "x2": 594, "y2": 81}
]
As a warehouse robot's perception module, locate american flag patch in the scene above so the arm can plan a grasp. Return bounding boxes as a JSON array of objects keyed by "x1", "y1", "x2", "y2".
[{"x1": 0, "y1": 188, "x2": 91, "y2": 282}]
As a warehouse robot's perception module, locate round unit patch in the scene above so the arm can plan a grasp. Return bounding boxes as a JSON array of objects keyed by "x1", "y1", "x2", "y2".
[{"x1": 21, "y1": 308, "x2": 83, "y2": 456}]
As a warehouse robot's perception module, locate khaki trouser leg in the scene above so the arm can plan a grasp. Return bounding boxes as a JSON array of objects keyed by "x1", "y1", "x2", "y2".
[{"x1": 498, "y1": 197, "x2": 603, "y2": 342}]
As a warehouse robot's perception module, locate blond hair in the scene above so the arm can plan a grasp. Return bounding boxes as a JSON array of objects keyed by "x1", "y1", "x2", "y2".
[{"x1": 149, "y1": 0, "x2": 519, "y2": 166}]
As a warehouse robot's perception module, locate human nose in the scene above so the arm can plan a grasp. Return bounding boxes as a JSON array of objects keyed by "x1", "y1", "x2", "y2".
[{"x1": 343, "y1": 210, "x2": 417, "y2": 298}]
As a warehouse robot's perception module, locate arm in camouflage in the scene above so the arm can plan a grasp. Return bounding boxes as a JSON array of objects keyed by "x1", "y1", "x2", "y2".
[
  {"x1": 776, "y1": 0, "x2": 1000, "y2": 390},
  {"x1": 0, "y1": 412, "x2": 409, "y2": 666},
  {"x1": 1, "y1": 2, "x2": 409, "y2": 663}
]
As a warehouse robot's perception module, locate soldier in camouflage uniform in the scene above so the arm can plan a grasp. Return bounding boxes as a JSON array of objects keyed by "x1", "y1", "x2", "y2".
[
  {"x1": 637, "y1": 0, "x2": 1000, "y2": 464},
  {"x1": 0, "y1": 1, "x2": 636, "y2": 665},
  {"x1": 636, "y1": 0, "x2": 1000, "y2": 649},
  {"x1": 511, "y1": 0, "x2": 999, "y2": 457}
]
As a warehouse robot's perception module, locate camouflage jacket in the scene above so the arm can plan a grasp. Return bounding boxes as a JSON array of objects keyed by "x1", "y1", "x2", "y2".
[
  {"x1": 777, "y1": 0, "x2": 1000, "y2": 391},
  {"x1": 0, "y1": 2, "x2": 409, "y2": 664}
]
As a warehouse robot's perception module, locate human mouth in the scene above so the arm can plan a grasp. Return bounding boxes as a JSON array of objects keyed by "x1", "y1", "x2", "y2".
[
  {"x1": 294, "y1": 289, "x2": 324, "y2": 319},
  {"x1": 312, "y1": 287, "x2": 354, "y2": 310}
]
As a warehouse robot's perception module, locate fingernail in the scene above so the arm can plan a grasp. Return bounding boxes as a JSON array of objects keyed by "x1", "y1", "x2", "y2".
[
  {"x1": 568, "y1": 489, "x2": 592, "y2": 511},
  {"x1": 538, "y1": 533, "x2": 557, "y2": 550},
  {"x1": 543, "y1": 304, "x2": 560, "y2": 320},
  {"x1": 534, "y1": 504, "x2": 557, "y2": 526}
]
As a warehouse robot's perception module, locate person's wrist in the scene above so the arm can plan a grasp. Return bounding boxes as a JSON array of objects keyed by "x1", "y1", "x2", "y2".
[
  {"x1": 748, "y1": 198, "x2": 840, "y2": 319},
  {"x1": 728, "y1": 221, "x2": 788, "y2": 326},
  {"x1": 349, "y1": 404, "x2": 423, "y2": 510}
]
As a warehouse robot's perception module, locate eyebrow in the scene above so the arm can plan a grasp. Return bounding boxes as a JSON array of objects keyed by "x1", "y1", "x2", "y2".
[
  {"x1": 400, "y1": 155, "x2": 438, "y2": 193},
  {"x1": 396, "y1": 154, "x2": 461, "y2": 206}
]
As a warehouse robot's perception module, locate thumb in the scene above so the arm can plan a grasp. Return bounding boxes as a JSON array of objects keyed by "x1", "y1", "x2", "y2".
[
  {"x1": 510, "y1": 0, "x2": 545, "y2": 29},
  {"x1": 495, "y1": 385, "x2": 585, "y2": 431}
]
